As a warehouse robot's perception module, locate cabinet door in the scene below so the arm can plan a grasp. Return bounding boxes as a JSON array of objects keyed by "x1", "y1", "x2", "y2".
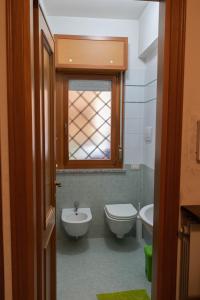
[{"x1": 55, "y1": 35, "x2": 128, "y2": 71}]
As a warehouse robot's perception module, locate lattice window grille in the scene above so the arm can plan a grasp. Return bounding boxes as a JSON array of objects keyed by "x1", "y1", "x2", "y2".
[{"x1": 68, "y1": 90, "x2": 111, "y2": 160}]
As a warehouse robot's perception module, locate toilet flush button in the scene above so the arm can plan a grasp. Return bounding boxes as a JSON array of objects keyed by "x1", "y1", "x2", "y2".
[{"x1": 144, "y1": 126, "x2": 153, "y2": 143}]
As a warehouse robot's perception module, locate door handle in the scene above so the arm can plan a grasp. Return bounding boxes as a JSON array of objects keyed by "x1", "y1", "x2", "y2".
[{"x1": 55, "y1": 182, "x2": 62, "y2": 188}]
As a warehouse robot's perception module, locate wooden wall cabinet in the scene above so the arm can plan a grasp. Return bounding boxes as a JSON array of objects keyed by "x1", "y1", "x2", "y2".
[{"x1": 55, "y1": 35, "x2": 128, "y2": 71}]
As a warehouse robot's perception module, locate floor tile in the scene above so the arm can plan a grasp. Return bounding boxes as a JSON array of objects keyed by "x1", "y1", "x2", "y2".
[{"x1": 57, "y1": 237, "x2": 151, "y2": 300}]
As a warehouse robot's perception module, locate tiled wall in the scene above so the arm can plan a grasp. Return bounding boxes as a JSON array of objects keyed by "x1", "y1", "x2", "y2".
[
  {"x1": 138, "y1": 2, "x2": 159, "y2": 57},
  {"x1": 139, "y1": 2, "x2": 158, "y2": 169},
  {"x1": 54, "y1": 54, "x2": 157, "y2": 242},
  {"x1": 124, "y1": 53, "x2": 158, "y2": 167},
  {"x1": 141, "y1": 165, "x2": 155, "y2": 207},
  {"x1": 143, "y1": 54, "x2": 158, "y2": 169},
  {"x1": 56, "y1": 167, "x2": 142, "y2": 240},
  {"x1": 54, "y1": 31, "x2": 158, "y2": 242},
  {"x1": 56, "y1": 164, "x2": 154, "y2": 240},
  {"x1": 124, "y1": 70, "x2": 145, "y2": 165},
  {"x1": 55, "y1": 53, "x2": 158, "y2": 241},
  {"x1": 50, "y1": 4, "x2": 158, "y2": 241}
]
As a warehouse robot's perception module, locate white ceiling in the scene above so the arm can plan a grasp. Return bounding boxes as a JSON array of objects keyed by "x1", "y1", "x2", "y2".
[{"x1": 42, "y1": 0, "x2": 148, "y2": 20}]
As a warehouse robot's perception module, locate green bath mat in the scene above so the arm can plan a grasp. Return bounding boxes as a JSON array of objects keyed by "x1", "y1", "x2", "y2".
[{"x1": 97, "y1": 289, "x2": 150, "y2": 300}]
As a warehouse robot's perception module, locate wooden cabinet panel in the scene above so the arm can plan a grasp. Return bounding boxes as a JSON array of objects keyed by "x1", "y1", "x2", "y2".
[
  {"x1": 55, "y1": 35, "x2": 128, "y2": 71},
  {"x1": 180, "y1": 206, "x2": 200, "y2": 300}
]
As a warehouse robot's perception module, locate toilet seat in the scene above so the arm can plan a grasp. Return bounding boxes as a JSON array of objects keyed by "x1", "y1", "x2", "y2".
[
  {"x1": 104, "y1": 204, "x2": 138, "y2": 238},
  {"x1": 105, "y1": 209, "x2": 136, "y2": 221},
  {"x1": 105, "y1": 204, "x2": 137, "y2": 220}
]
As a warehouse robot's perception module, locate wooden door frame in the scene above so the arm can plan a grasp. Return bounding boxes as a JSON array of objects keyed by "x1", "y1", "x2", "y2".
[
  {"x1": 0, "y1": 145, "x2": 4, "y2": 300},
  {"x1": 1, "y1": 0, "x2": 186, "y2": 299},
  {"x1": 152, "y1": 1, "x2": 186, "y2": 299},
  {"x1": 1, "y1": 1, "x2": 5, "y2": 298},
  {"x1": 3, "y1": 0, "x2": 37, "y2": 299}
]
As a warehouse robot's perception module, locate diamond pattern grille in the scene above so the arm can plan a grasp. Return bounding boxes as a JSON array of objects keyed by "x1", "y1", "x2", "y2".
[{"x1": 68, "y1": 89, "x2": 111, "y2": 160}]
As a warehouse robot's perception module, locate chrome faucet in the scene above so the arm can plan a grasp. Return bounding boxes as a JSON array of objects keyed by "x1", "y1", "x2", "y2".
[{"x1": 74, "y1": 201, "x2": 79, "y2": 214}]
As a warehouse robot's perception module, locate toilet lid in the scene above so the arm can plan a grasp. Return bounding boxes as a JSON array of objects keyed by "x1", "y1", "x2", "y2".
[{"x1": 105, "y1": 204, "x2": 137, "y2": 219}]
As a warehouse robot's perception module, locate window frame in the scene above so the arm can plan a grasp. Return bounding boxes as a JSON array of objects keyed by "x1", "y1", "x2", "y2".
[{"x1": 56, "y1": 73, "x2": 123, "y2": 169}]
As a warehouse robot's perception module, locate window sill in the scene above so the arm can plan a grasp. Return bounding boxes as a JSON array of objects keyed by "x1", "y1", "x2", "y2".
[
  {"x1": 56, "y1": 164, "x2": 141, "y2": 174},
  {"x1": 56, "y1": 168, "x2": 128, "y2": 175}
]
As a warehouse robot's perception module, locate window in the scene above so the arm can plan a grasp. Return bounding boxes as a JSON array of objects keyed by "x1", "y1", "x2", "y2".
[{"x1": 56, "y1": 74, "x2": 123, "y2": 169}]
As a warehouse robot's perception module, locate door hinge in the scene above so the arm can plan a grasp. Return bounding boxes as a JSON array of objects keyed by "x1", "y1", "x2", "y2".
[
  {"x1": 178, "y1": 227, "x2": 190, "y2": 239},
  {"x1": 55, "y1": 182, "x2": 62, "y2": 188},
  {"x1": 64, "y1": 122, "x2": 68, "y2": 136},
  {"x1": 118, "y1": 147, "x2": 123, "y2": 162}
]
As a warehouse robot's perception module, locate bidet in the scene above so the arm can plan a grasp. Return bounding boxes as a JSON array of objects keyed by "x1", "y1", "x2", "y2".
[
  {"x1": 61, "y1": 208, "x2": 92, "y2": 238},
  {"x1": 74, "y1": 201, "x2": 79, "y2": 214}
]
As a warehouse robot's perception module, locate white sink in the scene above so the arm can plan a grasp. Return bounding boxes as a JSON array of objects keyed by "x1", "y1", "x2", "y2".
[{"x1": 139, "y1": 204, "x2": 154, "y2": 234}]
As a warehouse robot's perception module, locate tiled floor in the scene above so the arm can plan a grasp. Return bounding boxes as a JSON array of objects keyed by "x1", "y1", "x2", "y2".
[{"x1": 57, "y1": 237, "x2": 151, "y2": 300}]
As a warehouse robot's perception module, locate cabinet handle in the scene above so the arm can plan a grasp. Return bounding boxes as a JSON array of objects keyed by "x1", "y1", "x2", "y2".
[{"x1": 55, "y1": 182, "x2": 62, "y2": 188}]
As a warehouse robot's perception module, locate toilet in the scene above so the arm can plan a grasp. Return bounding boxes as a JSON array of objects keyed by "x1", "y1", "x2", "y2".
[{"x1": 104, "y1": 204, "x2": 137, "y2": 238}]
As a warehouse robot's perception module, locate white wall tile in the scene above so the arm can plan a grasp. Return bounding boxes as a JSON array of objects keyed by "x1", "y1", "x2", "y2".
[
  {"x1": 144, "y1": 80, "x2": 157, "y2": 102},
  {"x1": 141, "y1": 53, "x2": 158, "y2": 169},
  {"x1": 125, "y1": 68, "x2": 145, "y2": 86},
  {"x1": 124, "y1": 86, "x2": 144, "y2": 103},
  {"x1": 124, "y1": 103, "x2": 144, "y2": 119},
  {"x1": 138, "y1": 3, "x2": 159, "y2": 57},
  {"x1": 124, "y1": 148, "x2": 134, "y2": 164},
  {"x1": 124, "y1": 134, "x2": 143, "y2": 164},
  {"x1": 145, "y1": 55, "x2": 158, "y2": 84},
  {"x1": 125, "y1": 118, "x2": 142, "y2": 134}
]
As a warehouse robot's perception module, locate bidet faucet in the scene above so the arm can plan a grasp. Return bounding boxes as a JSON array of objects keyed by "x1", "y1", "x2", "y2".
[{"x1": 74, "y1": 201, "x2": 79, "y2": 214}]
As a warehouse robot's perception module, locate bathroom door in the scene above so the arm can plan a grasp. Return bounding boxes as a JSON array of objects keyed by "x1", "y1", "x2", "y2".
[{"x1": 34, "y1": 5, "x2": 56, "y2": 300}]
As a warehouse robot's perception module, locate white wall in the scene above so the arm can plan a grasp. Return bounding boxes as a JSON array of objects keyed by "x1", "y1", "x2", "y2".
[
  {"x1": 48, "y1": 8, "x2": 158, "y2": 167},
  {"x1": 143, "y1": 55, "x2": 158, "y2": 169},
  {"x1": 48, "y1": 16, "x2": 145, "y2": 70},
  {"x1": 137, "y1": 3, "x2": 159, "y2": 170},
  {"x1": 48, "y1": 16, "x2": 146, "y2": 165},
  {"x1": 40, "y1": 0, "x2": 48, "y2": 17},
  {"x1": 138, "y1": 3, "x2": 159, "y2": 58}
]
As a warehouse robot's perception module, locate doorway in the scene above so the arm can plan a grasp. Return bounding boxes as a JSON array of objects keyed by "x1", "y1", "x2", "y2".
[
  {"x1": 1, "y1": 0, "x2": 186, "y2": 299},
  {"x1": 52, "y1": 2, "x2": 159, "y2": 298}
]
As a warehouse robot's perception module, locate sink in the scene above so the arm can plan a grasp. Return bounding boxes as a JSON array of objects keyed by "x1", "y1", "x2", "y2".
[{"x1": 139, "y1": 204, "x2": 154, "y2": 234}]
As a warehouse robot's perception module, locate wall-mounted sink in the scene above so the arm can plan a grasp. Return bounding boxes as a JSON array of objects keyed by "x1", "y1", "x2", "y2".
[{"x1": 139, "y1": 204, "x2": 154, "y2": 234}]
